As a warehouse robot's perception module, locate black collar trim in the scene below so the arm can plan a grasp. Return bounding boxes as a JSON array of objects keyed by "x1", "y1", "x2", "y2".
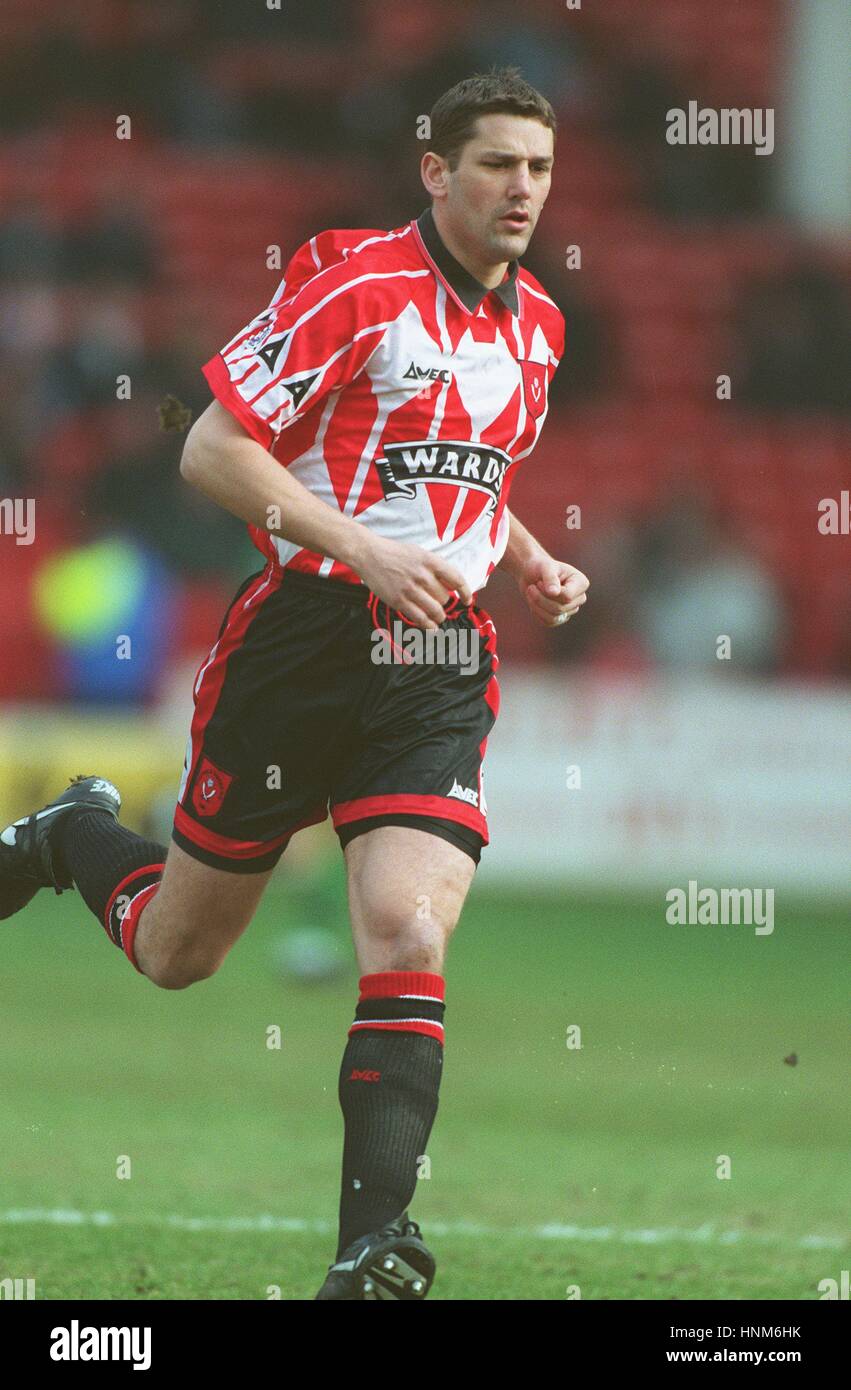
[{"x1": 413, "y1": 206, "x2": 519, "y2": 317}]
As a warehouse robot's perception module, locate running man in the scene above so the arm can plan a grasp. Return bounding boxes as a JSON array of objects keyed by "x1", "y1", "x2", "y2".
[{"x1": 1, "y1": 68, "x2": 589, "y2": 1300}]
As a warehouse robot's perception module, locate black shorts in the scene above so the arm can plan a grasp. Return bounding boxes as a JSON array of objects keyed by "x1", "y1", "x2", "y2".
[{"x1": 172, "y1": 565, "x2": 500, "y2": 872}]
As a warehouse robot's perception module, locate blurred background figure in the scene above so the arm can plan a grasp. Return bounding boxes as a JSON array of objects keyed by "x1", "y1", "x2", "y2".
[{"x1": 633, "y1": 488, "x2": 784, "y2": 673}]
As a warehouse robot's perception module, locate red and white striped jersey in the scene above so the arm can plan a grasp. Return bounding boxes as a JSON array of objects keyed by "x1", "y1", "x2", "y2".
[{"x1": 202, "y1": 207, "x2": 565, "y2": 594}]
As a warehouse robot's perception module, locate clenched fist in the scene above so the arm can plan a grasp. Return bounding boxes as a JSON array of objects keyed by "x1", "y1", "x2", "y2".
[{"x1": 518, "y1": 555, "x2": 590, "y2": 628}]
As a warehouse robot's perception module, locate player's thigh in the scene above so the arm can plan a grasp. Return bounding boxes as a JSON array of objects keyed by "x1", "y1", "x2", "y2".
[
  {"x1": 343, "y1": 826, "x2": 476, "y2": 973},
  {"x1": 140, "y1": 840, "x2": 273, "y2": 972}
]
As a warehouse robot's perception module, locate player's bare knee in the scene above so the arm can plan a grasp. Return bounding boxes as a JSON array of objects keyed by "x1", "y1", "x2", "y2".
[
  {"x1": 147, "y1": 947, "x2": 222, "y2": 990},
  {"x1": 363, "y1": 909, "x2": 453, "y2": 970}
]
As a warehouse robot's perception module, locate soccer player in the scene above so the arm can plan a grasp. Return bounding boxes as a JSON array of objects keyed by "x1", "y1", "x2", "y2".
[{"x1": 1, "y1": 69, "x2": 588, "y2": 1300}]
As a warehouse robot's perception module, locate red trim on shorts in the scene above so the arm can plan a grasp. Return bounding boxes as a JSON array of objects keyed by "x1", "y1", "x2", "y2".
[
  {"x1": 358, "y1": 970, "x2": 445, "y2": 1002},
  {"x1": 103, "y1": 863, "x2": 164, "y2": 940},
  {"x1": 331, "y1": 792, "x2": 487, "y2": 841},
  {"x1": 470, "y1": 606, "x2": 500, "y2": 716},
  {"x1": 348, "y1": 1019, "x2": 445, "y2": 1044},
  {"x1": 173, "y1": 803, "x2": 326, "y2": 860},
  {"x1": 185, "y1": 564, "x2": 283, "y2": 798},
  {"x1": 470, "y1": 605, "x2": 500, "y2": 812}
]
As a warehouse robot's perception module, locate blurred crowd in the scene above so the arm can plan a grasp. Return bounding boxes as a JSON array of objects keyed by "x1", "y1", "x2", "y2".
[{"x1": 0, "y1": 0, "x2": 848, "y2": 699}]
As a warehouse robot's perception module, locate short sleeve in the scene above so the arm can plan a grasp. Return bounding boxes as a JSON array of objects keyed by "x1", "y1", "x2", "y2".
[{"x1": 202, "y1": 262, "x2": 398, "y2": 450}]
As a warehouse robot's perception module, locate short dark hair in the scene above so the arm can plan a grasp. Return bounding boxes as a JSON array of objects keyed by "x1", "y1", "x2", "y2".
[{"x1": 428, "y1": 66, "x2": 557, "y2": 171}]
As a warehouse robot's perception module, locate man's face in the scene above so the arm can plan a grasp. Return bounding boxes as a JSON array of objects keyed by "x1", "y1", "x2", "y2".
[{"x1": 437, "y1": 113, "x2": 554, "y2": 268}]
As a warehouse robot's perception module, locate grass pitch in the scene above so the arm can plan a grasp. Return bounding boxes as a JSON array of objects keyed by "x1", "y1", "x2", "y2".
[{"x1": 1, "y1": 875, "x2": 847, "y2": 1300}]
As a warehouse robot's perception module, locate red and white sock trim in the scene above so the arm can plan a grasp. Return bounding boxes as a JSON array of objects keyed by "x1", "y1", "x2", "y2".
[
  {"x1": 118, "y1": 882, "x2": 159, "y2": 973},
  {"x1": 358, "y1": 970, "x2": 445, "y2": 1001},
  {"x1": 349, "y1": 970, "x2": 446, "y2": 1045},
  {"x1": 103, "y1": 862, "x2": 164, "y2": 973}
]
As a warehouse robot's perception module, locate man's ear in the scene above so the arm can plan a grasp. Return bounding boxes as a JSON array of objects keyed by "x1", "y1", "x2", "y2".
[{"x1": 420, "y1": 151, "x2": 449, "y2": 199}]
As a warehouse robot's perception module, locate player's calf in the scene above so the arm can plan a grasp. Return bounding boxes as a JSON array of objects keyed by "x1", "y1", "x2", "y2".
[
  {"x1": 326, "y1": 827, "x2": 473, "y2": 1271},
  {"x1": 126, "y1": 844, "x2": 273, "y2": 987}
]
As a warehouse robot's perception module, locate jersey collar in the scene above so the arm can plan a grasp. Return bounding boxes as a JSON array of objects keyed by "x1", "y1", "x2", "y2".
[{"x1": 413, "y1": 206, "x2": 520, "y2": 317}]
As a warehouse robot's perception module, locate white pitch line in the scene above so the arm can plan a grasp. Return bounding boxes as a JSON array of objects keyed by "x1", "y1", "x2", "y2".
[{"x1": 0, "y1": 1209, "x2": 845, "y2": 1250}]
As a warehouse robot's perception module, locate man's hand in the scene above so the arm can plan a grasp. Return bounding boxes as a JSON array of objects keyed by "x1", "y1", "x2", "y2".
[
  {"x1": 518, "y1": 553, "x2": 590, "y2": 628},
  {"x1": 356, "y1": 535, "x2": 473, "y2": 630},
  {"x1": 182, "y1": 405, "x2": 469, "y2": 628}
]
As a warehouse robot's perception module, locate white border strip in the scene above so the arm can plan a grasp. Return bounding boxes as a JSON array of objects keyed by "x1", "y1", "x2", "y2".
[{"x1": 0, "y1": 1209, "x2": 844, "y2": 1250}]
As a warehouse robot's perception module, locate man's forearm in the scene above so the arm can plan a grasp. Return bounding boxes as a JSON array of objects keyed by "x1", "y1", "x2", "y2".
[
  {"x1": 180, "y1": 399, "x2": 472, "y2": 626},
  {"x1": 181, "y1": 403, "x2": 373, "y2": 573},
  {"x1": 499, "y1": 508, "x2": 548, "y2": 580}
]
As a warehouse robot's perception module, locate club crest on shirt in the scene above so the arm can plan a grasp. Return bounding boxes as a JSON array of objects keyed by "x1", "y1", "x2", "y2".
[
  {"x1": 520, "y1": 359, "x2": 547, "y2": 419},
  {"x1": 191, "y1": 757, "x2": 234, "y2": 818},
  {"x1": 375, "y1": 440, "x2": 510, "y2": 513}
]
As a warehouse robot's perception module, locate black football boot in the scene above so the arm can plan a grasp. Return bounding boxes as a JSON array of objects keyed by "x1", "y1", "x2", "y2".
[
  {"x1": 314, "y1": 1213, "x2": 435, "y2": 1301},
  {"x1": 0, "y1": 774, "x2": 121, "y2": 919}
]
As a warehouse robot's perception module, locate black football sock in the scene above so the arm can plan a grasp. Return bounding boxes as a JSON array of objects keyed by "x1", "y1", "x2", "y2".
[
  {"x1": 336, "y1": 970, "x2": 445, "y2": 1257},
  {"x1": 58, "y1": 809, "x2": 165, "y2": 965}
]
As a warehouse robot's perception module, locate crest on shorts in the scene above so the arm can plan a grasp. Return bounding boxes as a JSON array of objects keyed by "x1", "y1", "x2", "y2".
[
  {"x1": 192, "y1": 757, "x2": 233, "y2": 818},
  {"x1": 520, "y1": 360, "x2": 547, "y2": 419}
]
